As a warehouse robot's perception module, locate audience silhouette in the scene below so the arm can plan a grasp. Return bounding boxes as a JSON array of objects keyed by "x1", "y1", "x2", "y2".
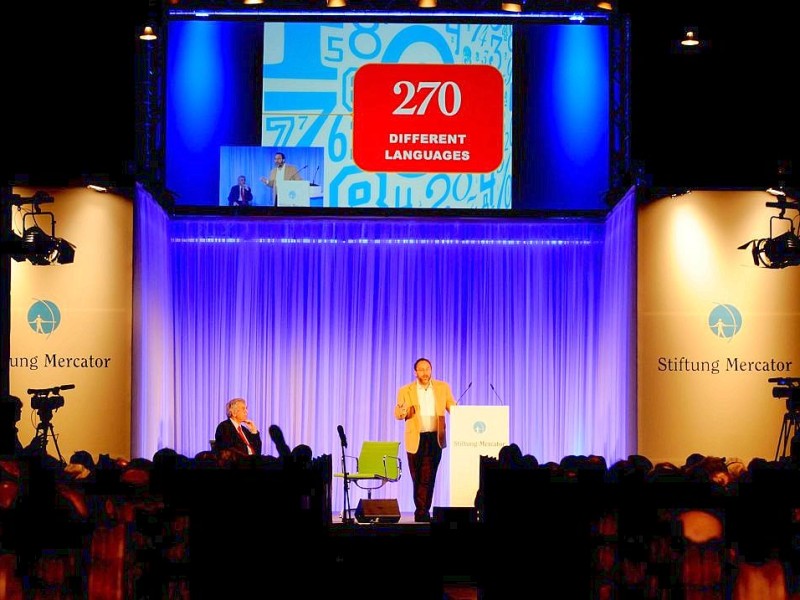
[{"x1": 0, "y1": 438, "x2": 797, "y2": 598}]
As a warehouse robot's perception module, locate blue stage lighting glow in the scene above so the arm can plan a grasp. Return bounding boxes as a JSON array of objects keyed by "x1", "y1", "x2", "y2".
[{"x1": 169, "y1": 22, "x2": 224, "y2": 152}]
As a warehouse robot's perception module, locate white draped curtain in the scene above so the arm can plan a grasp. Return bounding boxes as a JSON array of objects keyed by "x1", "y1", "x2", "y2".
[{"x1": 133, "y1": 184, "x2": 637, "y2": 512}]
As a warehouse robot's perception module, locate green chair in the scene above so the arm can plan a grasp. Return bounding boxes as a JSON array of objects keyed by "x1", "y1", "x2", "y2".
[{"x1": 334, "y1": 441, "x2": 402, "y2": 499}]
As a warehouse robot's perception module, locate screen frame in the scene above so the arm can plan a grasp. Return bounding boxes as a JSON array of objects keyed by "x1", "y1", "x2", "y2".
[{"x1": 158, "y1": 7, "x2": 620, "y2": 217}]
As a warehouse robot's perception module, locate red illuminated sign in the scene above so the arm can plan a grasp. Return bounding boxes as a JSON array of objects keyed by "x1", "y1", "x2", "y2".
[{"x1": 353, "y1": 63, "x2": 503, "y2": 173}]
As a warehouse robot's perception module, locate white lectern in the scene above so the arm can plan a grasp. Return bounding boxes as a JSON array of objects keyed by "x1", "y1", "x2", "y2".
[
  {"x1": 449, "y1": 405, "x2": 509, "y2": 507},
  {"x1": 309, "y1": 184, "x2": 324, "y2": 207},
  {"x1": 279, "y1": 180, "x2": 311, "y2": 207}
]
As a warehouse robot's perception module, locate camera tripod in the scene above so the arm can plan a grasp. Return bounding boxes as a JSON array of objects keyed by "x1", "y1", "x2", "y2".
[
  {"x1": 34, "y1": 407, "x2": 65, "y2": 464},
  {"x1": 775, "y1": 409, "x2": 799, "y2": 462}
]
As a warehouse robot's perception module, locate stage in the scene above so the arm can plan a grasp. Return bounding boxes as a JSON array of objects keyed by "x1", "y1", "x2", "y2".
[{"x1": 327, "y1": 509, "x2": 483, "y2": 600}]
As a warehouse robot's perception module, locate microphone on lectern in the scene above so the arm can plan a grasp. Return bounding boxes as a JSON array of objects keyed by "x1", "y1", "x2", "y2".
[{"x1": 489, "y1": 383, "x2": 504, "y2": 404}]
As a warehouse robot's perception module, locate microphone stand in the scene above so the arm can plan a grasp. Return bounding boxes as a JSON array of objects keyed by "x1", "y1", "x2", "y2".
[
  {"x1": 490, "y1": 383, "x2": 504, "y2": 404},
  {"x1": 339, "y1": 437, "x2": 354, "y2": 524}
]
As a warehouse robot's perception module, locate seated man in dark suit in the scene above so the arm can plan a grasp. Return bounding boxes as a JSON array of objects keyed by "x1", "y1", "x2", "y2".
[
  {"x1": 214, "y1": 397, "x2": 262, "y2": 456},
  {"x1": 227, "y1": 175, "x2": 254, "y2": 207}
]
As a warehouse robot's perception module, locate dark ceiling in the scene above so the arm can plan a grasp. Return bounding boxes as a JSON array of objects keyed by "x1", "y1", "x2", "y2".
[{"x1": 3, "y1": 0, "x2": 797, "y2": 192}]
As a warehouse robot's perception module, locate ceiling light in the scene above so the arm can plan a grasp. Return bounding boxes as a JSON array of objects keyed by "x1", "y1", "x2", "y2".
[
  {"x1": 596, "y1": 1, "x2": 613, "y2": 10},
  {"x1": 327, "y1": 0, "x2": 347, "y2": 6},
  {"x1": 681, "y1": 29, "x2": 700, "y2": 47},
  {"x1": 139, "y1": 26, "x2": 157, "y2": 41},
  {"x1": 501, "y1": 0, "x2": 522, "y2": 12},
  {"x1": 767, "y1": 187, "x2": 786, "y2": 198},
  {"x1": 418, "y1": 0, "x2": 437, "y2": 6}
]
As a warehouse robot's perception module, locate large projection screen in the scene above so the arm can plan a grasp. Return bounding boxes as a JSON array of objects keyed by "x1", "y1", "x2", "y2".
[{"x1": 165, "y1": 16, "x2": 611, "y2": 211}]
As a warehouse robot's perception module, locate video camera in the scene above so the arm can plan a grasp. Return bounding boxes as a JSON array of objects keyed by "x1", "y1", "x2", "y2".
[
  {"x1": 770, "y1": 377, "x2": 800, "y2": 412},
  {"x1": 28, "y1": 384, "x2": 75, "y2": 413}
]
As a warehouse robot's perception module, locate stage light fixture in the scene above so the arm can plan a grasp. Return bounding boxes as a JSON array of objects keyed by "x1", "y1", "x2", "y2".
[
  {"x1": 48, "y1": 238, "x2": 77, "y2": 265},
  {"x1": 21, "y1": 226, "x2": 58, "y2": 266},
  {"x1": 327, "y1": 0, "x2": 347, "y2": 7},
  {"x1": 3, "y1": 192, "x2": 77, "y2": 267},
  {"x1": 738, "y1": 194, "x2": 800, "y2": 269},
  {"x1": 596, "y1": 1, "x2": 613, "y2": 10},
  {"x1": 418, "y1": 0, "x2": 437, "y2": 7}
]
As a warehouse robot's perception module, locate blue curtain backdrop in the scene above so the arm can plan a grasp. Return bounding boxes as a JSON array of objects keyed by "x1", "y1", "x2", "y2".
[{"x1": 133, "y1": 185, "x2": 636, "y2": 513}]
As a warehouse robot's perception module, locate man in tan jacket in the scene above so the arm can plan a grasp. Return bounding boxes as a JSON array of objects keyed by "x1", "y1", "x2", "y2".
[
  {"x1": 260, "y1": 151, "x2": 302, "y2": 206},
  {"x1": 395, "y1": 358, "x2": 456, "y2": 522}
]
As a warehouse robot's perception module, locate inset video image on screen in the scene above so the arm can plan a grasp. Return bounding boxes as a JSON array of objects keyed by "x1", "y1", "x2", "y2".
[{"x1": 220, "y1": 146, "x2": 324, "y2": 207}]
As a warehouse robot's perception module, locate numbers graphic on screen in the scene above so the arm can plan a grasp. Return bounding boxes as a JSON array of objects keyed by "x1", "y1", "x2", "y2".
[
  {"x1": 392, "y1": 81, "x2": 462, "y2": 117},
  {"x1": 328, "y1": 115, "x2": 349, "y2": 163},
  {"x1": 264, "y1": 117, "x2": 295, "y2": 146},
  {"x1": 263, "y1": 22, "x2": 512, "y2": 209},
  {"x1": 262, "y1": 93, "x2": 337, "y2": 147},
  {"x1": 349, "y1": 24, "x2": 382, "y2": 60},
  {"x1": 425, "y1": 174, "x2": 494, "y2": 209}
]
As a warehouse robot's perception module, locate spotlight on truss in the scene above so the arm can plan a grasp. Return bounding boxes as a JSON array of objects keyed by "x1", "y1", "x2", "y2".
[
  {"x1": 738, "y1": 195, "x2": 800, "y2": 269},
  {"x1": 2, "y1": 191, "x2": 77, "y2": 266}
]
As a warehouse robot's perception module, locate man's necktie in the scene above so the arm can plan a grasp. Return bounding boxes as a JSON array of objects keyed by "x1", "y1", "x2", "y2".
[
  {"x1": 237, "y1": 425, "x2": 254, "y2": 455},
  {"x1": 240, "y1": 187, "x2": 245, "y2": 201}
]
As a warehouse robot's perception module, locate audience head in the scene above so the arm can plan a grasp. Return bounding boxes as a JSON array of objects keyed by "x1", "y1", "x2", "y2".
[
  {"x1": 498, "y1": 443, "x2": 523, "y2": 468},
  {"x1": 587, "y1": 455, "x2": 607, "y2": 471},
  {"x1": 725, "y1": 457, "x2": 746, "y2": 482},
  {"x1": 683, "y1": 454, "x2": 729, "y2": 487},
  {"x1": 120, "y1": 458, "x2": 152, "y2": 487},
  {"x1": 193, "y1": 450, "x2": 219, "y2": 468},
  {"x1": 0, "y1": 394, "x2": 23, "y2": 424},
  {"x1": 153, "y1": 447, "x2": 188, "y2": 469},
  {"x1": 291, "y1": 444, "x2": 313, "y2": 467},
  {"x1": 540, "y1": 461, "x2": 564, "y2": 479},
  {"x1": 647, "y1": 460, "x2": 682, "y2": 480},
  {"x1": 628, "y1": 454, "x2": 653, "y2": 474},
  {"x1": 684, "y1": 452, "x2": 706, "y2": 470},
  {"x1": 65, "y1": 450, "x2": 94, "y2": 481},
  {"x1": 216, "y1": 448, "x2": 241, "y2": 466},
  {"x1": 69, "y1": 450, "x2": 95, "y2": 470}
]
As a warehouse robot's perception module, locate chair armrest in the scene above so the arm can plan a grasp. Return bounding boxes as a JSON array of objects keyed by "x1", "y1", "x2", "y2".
[
  {"x1": 333, "y1": 454, "x2": 359, "y2": 478},
  {"x1": 383, "y1": 455, "x2": 402, "y2": 482}
]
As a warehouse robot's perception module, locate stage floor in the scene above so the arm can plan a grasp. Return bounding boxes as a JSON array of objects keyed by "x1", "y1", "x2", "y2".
[
  {"x1": 329, "y1": 508, "x2": 479, "y2": 527},
  {"x1": 330, "y1": 510, "x2": 425, "y2": 526},
  {"x1": 326, "y1": 510, "x2": 482, "y2": 599}
]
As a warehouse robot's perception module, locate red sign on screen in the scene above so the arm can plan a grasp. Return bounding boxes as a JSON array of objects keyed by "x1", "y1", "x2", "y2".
[{"x1": 353, "y1": 63, "x2": 503, "y2": 173}]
